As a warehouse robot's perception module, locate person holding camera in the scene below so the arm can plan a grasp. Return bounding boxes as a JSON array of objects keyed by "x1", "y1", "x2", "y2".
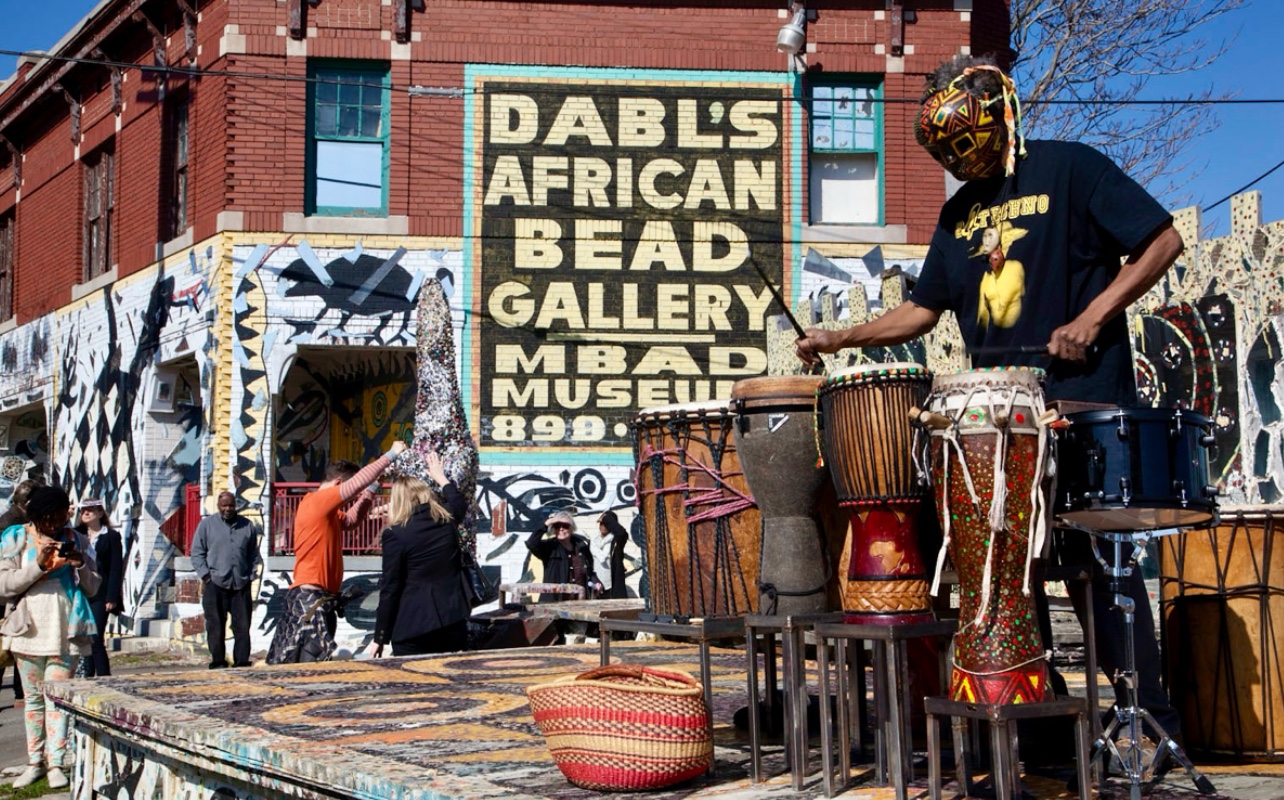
[
  {"x1": 526, "y1": 511, "x2": 602, "y2": 601},
  {"x1": 0, "y1": 486, "x2": 101, "y2": 789}
]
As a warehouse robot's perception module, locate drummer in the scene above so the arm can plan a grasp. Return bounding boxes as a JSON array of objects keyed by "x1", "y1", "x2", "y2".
[{"x1": 795, "y1": 55, "x2": 1185, "y2": 741}]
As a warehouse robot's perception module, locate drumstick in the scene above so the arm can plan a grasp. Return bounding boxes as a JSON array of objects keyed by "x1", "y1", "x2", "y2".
[
  {"x1": 746, "y1": 254, "x2": 823, "y2": 375},
  {"x1": 968, "y1": 344, "x2": 1101, "y2": 357}
]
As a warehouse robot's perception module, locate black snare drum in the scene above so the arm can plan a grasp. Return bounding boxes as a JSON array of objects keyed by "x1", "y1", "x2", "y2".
[{"x1": 1056, "y1": 407, "x2": 1218, "y2": 531}]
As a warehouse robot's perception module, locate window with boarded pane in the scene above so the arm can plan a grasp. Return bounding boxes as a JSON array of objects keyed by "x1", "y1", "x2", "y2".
[
  {"x1": 307, "y1": 62, "x2": 390, "y2": 216},
  {"x1": 0, "y1": 213, "x2": 12, "y2": 322},
  {"x1": 808, "y1": 81, "x2": 883, "y2": 225},
  {"x1": 166, "y1": 95, "x2": 190, "y2": 240},
  {"x1": 83, "y1": 146, "x2": 115, "y2": 280}
]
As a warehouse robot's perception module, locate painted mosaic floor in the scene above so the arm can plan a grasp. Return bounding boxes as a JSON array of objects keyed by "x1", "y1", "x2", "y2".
[{"x1": 49, "y1": 641, "x2": 1284, "y2": 799}]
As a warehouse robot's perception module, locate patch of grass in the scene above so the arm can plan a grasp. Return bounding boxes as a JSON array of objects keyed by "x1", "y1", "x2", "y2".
[{"x1": 0, "y1": 777, "x2": 64, "y2": 798}]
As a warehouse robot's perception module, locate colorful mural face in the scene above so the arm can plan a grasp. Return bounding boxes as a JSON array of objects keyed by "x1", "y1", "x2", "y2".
[
  {"x1": 466, "y1": 67, "x2": 800, "y2": 455},
  {"x1": 274, "y1": 351, "x2": 416, "y2": 483}
]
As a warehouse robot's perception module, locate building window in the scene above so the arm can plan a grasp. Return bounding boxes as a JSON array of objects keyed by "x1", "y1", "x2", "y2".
[
  {"x1": 0, "y1": 213, "x2": 12, "y2": 322},
  {"x1": 809, "y1": 81, "x2": 882, "y2": 225},
  {"x1": 166, "y1": 94, "x2": 190, "y2": 240},
  {"x1": 307, "y1": 62, "x2": 390, "y2": 217},
  {"x1": 83, "y1": 145, "x2": 115, "y2": 280}
]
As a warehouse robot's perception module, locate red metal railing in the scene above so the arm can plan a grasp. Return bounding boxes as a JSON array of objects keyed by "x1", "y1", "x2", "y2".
[{"x1": 270, "y1": 483, "x2": 389, "y2": 556}]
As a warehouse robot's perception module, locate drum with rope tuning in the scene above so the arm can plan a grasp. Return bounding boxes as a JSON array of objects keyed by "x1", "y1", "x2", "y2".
[
  {"x1": 924, "y1": 367, "x2": 1052, "y2": 704},
  {"x1": 632, "y1": 401, "x2": 761, "y2": 619}
]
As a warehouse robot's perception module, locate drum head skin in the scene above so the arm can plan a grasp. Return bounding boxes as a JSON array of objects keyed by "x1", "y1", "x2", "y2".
[
  {"x1": 632, "y1": 399, "x2": 733, "y2": 426},
  {"x1": 829, "y1": 361, "x2": 928, "y2": 381},
  {"x1": 730, "y1": 376, "x2": 823, "y2": 412},
  {"x1": 930, "y1": 366, "x2": 1045, "y2": 395}
]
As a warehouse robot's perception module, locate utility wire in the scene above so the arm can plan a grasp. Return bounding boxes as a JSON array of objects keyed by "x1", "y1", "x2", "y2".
[
  {"x1": 3, "y1": 47, "x2": 1284, "y2": 106},
  {"x1": 1204, "y1": 157, "x2": 1284, "y2": 212}
]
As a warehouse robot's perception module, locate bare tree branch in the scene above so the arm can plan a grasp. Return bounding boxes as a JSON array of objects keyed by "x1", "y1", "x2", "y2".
[{"x1": 1006, "y1": 0, "x2": 1246, "y2": 201}]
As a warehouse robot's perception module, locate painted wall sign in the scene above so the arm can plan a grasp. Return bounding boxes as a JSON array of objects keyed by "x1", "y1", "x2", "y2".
[{"x1": 467, "y1": 67, "x2": 799, "y2": 456}]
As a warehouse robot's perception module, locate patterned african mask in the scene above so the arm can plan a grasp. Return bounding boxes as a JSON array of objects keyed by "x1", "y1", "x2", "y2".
[{"x1": 917, "y1": 86, "x2": 1008, "y2": 181}]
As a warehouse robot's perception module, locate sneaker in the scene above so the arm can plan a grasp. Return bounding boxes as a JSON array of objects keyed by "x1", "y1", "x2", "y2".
[
  {"x1": 12, "y1": 764, "x2": 45, "y2": 788},
  {"x1": 47, "y1": 767, "x2": 68, "y2": 789}
]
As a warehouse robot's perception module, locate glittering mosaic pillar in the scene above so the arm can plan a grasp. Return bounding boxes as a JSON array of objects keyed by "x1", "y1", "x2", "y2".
[
  {"x1": 816, "y1": 364, "x2": 935, "y2": 624},
  {"x1": 395, "y1": 279, "x2": 480, "y2": 546},
  {"x1": 925, "y1": 369, "x2": 1050, "y2": 705}
]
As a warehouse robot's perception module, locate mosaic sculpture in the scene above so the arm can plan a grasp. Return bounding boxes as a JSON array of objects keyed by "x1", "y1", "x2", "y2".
[{"x1": 395, "y1": 278, "x2": 480, "y2": 546}]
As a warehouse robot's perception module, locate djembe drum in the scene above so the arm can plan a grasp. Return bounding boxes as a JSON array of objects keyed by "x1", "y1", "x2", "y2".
[
  {"x1": 731, "y1": 376, "x2": 830, "y2": 617},
  {"x1": 922, "y1": 367, "x2": 1052, "y2": 704},
  {"x1": 632, "y1": 401, "x2": 762, "y2": 618},
  {"x1": 816, "y1": 363, "x2": 934, "y2": 623}
]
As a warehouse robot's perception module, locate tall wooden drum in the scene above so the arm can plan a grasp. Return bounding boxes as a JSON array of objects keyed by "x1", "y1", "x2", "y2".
[
  {"x1": 1160, "y1": 507, "x2": 1284, "y2": 760},
  {"x1": 731, "y1": 376, "x2": 830, "y2": 617},
  {"x1": 632, "y1": 401, "x2": 761, "y2": 618},
  {"x1": 816, "y1": 363, "x2": 934, "y2": 623}
]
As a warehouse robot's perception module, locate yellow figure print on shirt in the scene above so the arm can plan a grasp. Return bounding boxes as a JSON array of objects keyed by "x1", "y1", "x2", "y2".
[{"x1": 975, "y1": 221, "x2": 1028, "y2": 329}]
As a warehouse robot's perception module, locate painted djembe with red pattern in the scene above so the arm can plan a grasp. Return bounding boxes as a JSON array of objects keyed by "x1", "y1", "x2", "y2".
[
  {"x1": 816, "y1": 363, "x2": 935, "y2": 624},
  {"x1": 923, "y1": 368, "x2": 1053, "y2": 704}
]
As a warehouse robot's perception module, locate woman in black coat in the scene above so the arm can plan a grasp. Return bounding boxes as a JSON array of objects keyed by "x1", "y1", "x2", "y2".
[
  {"x1": 596, "y1": 511, "x2": 629, "y2": 599},
  {"x1": 372, "y1": 453, "x2": 470, "y2": 657},
  {"x1": 75, "y1": 498, "x2": 125, "y2": 677},
  {"x1": 526, "y1": 510, "x2": 601, "y2": 600}
]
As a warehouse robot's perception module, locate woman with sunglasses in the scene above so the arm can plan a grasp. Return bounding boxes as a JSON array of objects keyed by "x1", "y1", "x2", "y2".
[
  {"x1": 0, "y1": 487, "x2": 100, "y2": 789},
  {"x1": 75, "y1": 498, "x2": 125, "y2": 677}
]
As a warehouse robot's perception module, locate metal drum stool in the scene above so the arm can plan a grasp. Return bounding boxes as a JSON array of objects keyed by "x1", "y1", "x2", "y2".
[
  {"x1": 814, "y1": 619, "x2": 956, "y2": 799},
  {"x1": 923, "y1": 696, "x2": 1092, "y2": 800},
  {"x1": 745, "y1": 612, "x2": 844, "y2": 787}
]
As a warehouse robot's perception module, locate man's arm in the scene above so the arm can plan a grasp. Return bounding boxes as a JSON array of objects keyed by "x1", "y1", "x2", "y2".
[
  {"x1": 1048, "y1": 222, "x2": 1184, "y2": 362},
  {"x1": 338, "y1": 441, "x2": 409, "y2": 527},
  {"x1": 795, "y1": 301, "x2": 942, "y2": 365},
  {"x1": 190, "y1": 519, "x2": 211, "y2": 582}
]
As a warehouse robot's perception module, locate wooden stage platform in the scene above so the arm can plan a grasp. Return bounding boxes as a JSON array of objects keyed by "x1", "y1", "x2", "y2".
[{"x1": 47, "y1": 640, "x2": 1282, "y2": 799}]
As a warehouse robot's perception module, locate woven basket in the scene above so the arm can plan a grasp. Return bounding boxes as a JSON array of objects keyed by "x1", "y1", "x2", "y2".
[{"x1": 526, "y1": 663, "x2": 713, "y2": 791}]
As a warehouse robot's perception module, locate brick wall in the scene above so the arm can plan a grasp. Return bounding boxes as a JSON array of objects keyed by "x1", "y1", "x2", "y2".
[{"x1": 3, "y1": 0, "x2": 981, "y2": 317}]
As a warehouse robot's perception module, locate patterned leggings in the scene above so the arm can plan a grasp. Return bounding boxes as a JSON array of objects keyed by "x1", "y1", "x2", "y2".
[{"x1": 14, "y1": 654, "x2": 78, "y2": 767}]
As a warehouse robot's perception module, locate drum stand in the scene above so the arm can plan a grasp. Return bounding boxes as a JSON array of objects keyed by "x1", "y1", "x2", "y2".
[{"x1": 1061, "y1": 521, "x2": 1216, "y2": 800}]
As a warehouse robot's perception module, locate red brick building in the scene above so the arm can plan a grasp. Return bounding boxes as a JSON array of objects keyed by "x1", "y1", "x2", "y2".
[{"x1": 0, "y1": 0, "x2": 1008, "y2": 644}]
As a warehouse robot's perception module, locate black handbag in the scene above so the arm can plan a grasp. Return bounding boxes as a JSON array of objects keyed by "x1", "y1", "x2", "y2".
[{"x1": 460, "y1": 546, "x2": 499, "y2": 608}]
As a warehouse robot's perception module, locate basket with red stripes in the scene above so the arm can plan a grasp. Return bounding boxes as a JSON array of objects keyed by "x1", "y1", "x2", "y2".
[{"x1": 526, "y1": 663, "x2": 713, "y2": 791}]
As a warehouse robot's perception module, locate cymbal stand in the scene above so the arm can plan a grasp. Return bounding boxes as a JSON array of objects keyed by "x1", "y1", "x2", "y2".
[{"x1": 1060, "y1": 520, "x2": 1216, "y2": 800}]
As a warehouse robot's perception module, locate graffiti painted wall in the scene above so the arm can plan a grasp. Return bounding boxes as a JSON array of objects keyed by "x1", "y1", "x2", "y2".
[
  {"x1": 1130, "y1": 192, "x2": 1284, "y2": 505},
  {"x1": 45, "y1": 247, "x2": 215, "y2": 628},
  {"x1": 0, "y1": 314, "x2": 55, "y2": 509}
]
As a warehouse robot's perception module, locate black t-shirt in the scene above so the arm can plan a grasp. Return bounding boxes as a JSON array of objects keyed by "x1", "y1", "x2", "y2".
[{"x1": 909, "y1": 140, "x2": 1171, "y2": 405}]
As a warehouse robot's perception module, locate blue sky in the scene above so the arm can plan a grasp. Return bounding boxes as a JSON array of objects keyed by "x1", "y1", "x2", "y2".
[{"x1": 1, "y1": 1, "x2": 1280, "y2": 237}]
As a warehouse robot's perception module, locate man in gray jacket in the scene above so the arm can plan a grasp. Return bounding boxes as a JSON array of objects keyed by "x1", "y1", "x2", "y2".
[{"x1": 190, "y1": 492, "x2": 260, "y2": 668}]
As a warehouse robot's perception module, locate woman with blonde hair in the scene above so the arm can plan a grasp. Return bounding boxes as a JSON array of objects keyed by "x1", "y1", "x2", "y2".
[{"x1": 372, "y1": 452, "x2": 470, "y2": 657}]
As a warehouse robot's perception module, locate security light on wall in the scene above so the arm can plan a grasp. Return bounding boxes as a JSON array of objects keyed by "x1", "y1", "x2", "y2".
[{"x1": 777, "y1": 4, "x2": 808, "y2": 55}]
